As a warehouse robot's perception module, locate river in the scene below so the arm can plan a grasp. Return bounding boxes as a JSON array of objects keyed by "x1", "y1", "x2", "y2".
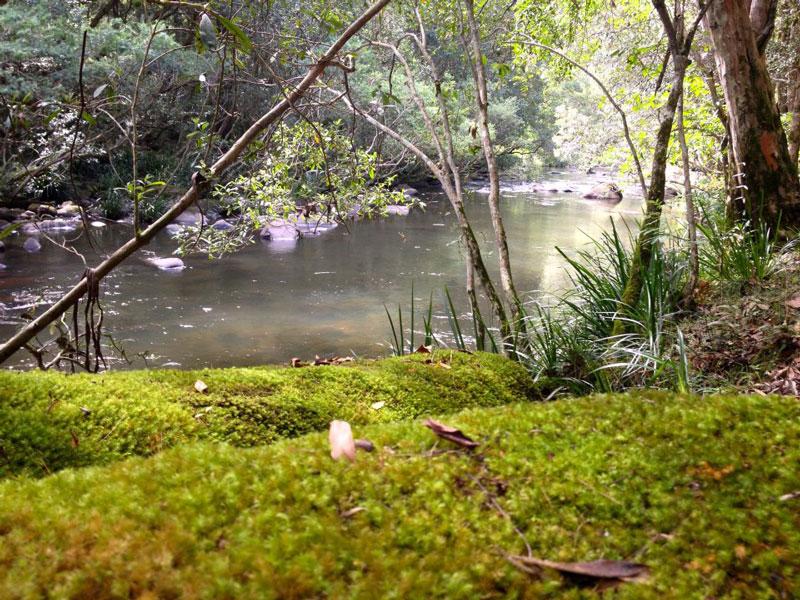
[{"x1": 0, "y1": 170, "x2": 643, "y2": 369}]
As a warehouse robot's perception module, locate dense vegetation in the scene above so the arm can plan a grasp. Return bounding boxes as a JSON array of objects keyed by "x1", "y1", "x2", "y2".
[{"x1": 1, "y1": 0, "x2": 800, "y2": 596}]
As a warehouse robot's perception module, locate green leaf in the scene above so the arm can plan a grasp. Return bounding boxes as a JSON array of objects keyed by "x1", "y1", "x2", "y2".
[
  {"x1": 81, "y1": 111, "x2": 96, "y2": 126},
  {"x1": 216, "y1": 14, "x2": 253, "y2": 54}
]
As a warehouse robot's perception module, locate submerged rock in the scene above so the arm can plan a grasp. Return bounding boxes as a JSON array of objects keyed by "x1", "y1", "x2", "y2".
[
  {"x1": 583, "y1": 182, "x2": 623, "y2": 201},
  {"x1": 90, "y1": 221, "x2": 107, "y2": 228},
  {"x1": 165, "y1": 224, "x2": 183, "y2": 236},
  {"x1": 147, "y1": 257, "x2": 185, "y2": 271},
  {"x1": 23, "y1": 237, "x2": 42, "y2": 253}
]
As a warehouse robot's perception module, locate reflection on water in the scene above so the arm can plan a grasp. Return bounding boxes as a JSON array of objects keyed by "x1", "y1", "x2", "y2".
[{"x1": 0, "y1": 171, "x2": 643, "y2": 369}]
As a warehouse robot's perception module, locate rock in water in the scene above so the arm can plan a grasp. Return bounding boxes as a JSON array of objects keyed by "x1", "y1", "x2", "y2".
[
  {"x1": 583, "y1": 182, "x2": 623, "y2": 201},
  {"x1": 0, "y1": 241, "x2": 5, "y2": 253},
  {"x1": 0, "y1": 263, "x2": 6, "y2": 270},
  {"x1": 147, "y1": 257, "x2": 185, "y2": 271},
  {"x1": 90, "y1": 221, "x2": 106, "y2": 228},
  {"x1": 211, "y1": 219, "x2": 234, "y2": 231},
  {"x1": 23, "y1": 237, "x2": 41, "y2": 253},
  {"x1": 386, "y1": 205, "x2": 411, "y2": 216}
]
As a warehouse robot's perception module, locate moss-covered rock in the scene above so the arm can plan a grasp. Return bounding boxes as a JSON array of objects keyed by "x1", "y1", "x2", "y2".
[
  {"x1": 0, "y1": 352, "x2": 536, "y2": 477},
  {"x1": 0, "y1": 392, "x2": 797, "y2": 598}
]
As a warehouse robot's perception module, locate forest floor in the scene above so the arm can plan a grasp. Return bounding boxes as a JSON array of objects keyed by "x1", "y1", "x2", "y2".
[
  {"x1": 681, "y1": 249, "x2": 800, "y2": 395},
  {"x1": 1, "y1": 354, "x2": 799, "y2": 597}
]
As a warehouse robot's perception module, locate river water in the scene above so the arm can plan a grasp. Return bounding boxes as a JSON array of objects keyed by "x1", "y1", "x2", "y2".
[{"x1": 0, "y1": 171, "x2": 643, "y2": 369}]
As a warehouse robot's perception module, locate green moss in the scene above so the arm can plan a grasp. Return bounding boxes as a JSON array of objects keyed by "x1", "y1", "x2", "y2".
[
  {"x1": 0, "y1": 352, "x2": 537, "y2": 477},
  {"x1": 0, "y1": 392, "x2": 797, "y2": 598}
]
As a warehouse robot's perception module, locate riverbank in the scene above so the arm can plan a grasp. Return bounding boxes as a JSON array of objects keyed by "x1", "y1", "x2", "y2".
[{"x1": 1, "y1": 379, "x2": 797, "y2": 598}]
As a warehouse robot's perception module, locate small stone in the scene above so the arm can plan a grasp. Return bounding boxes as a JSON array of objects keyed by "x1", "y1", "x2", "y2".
[
  {"x1": 147, "y1": 257, "x2": 185, "y2": 271},
  {"x1": 23, "y1": 237, "x2": 41, "y2": 253},
  {"x1": 194, "y1": 380, "x2": 208, "y2": 394}
]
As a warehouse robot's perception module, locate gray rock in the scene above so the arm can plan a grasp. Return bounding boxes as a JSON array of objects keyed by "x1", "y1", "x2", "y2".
[
  {"x1": 56, "y1": 202, "x2": 82, "y2": 217},
  {"x1": 166, "y1": 224, "x2": 183, "y2": 236},
  {"x1": 399, "y1": 185, "x2": 418, "y2": 197},
  {"x1": 386, "y1": 204, "x2": 411, "y2": 216},
  {"x1": 19, "y1": 210, "x2": 36, "y2": 220},
  {"x1": 147, "y1": 257, "x2": 185, "y2": 271},
  {"x1": 0, "y1": 208, "x2": 13, "y2": 220},
  {"x1": 23, "y1": 237, "x2": 42, "y2": 253},
  {"x1": 0, "y1": 263, "x2": 6, "y2": 270},
  {"x1": 583, "y1": 182, "x2": 623, "y2": 201},
  {"x1": 211, "y1": 219, "x2": 234, "y2": 231},
  {"x1": 0, "y1": 241, "x2": 4, "y2": 252},
  {"x1": 90, "y1": 220, "x2": 107, "y2": 228}
]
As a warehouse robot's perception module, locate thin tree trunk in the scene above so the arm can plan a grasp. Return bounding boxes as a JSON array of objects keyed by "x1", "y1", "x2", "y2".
[
  {"x1": 789, "y1": 78, "x2": 800, "y2": 165},
  {"x1": 0, "y1": 0, "x2": 393, "y2": 366},
  {"x1": 677, "y1": 94, "x2": 699, "y2": 303},
  {"x1": 462, "y1": 0, "x2": 526, "y2": 343},
  {"x1": 705, "y1": 0, "x2": 800, "y2": 230}
]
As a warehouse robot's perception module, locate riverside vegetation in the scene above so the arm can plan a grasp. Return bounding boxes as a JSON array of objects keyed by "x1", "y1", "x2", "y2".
[{"x1": 2, "y1": 0, "x2": 800, "y2": 597}]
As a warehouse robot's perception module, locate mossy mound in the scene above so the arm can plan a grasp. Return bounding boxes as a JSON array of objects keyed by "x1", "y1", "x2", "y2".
[
  {"x1": 0, "y1": 352, "x2": 536, "y2": 478},
  {"x1": 1, "y1": 392, "x2": 798, "y2": 598}
]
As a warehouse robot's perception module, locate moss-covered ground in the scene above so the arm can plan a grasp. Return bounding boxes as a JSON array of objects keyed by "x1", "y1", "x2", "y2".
[
  {"x1": 0, "y1": 352, "x2": 535, "y2": 478},
  {"x1": 1, "y1": 387, "x2": 798, "y2": 598}
]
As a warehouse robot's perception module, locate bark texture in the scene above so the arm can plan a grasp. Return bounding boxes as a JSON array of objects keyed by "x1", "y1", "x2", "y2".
[{"x1": 705, "y1": 0, "x2": 800, "y2": 230}]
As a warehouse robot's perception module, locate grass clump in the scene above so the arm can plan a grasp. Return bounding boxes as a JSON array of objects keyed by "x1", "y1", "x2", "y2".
[
  {"x1": 0, "y1": 352, "x2": 536, "y2": 478},
  {"x1": 0, "y1": 392, "x2": 797, "y2": 598}
]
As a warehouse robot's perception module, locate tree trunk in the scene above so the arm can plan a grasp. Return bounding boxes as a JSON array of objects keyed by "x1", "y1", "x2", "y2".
[
  {"x1": 677, "y1": 94, "x2": 699, "y2": 304},
  {"x1": 705, "y1": 0, "x2": 800, "y2": 230},
  {"x1": 463, "y1": 0, "x2": 526, "y2": 340}
]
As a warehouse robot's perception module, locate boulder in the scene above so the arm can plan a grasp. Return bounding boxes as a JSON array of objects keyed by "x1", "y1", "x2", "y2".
[
  {"x1": 0, "y1": 208, "x2": 13, "y2": 220},
  {"x1": 386, "y1": 204, "x2": 411, "y2": 216},
  {"x1": 211, "y1": 219, "x2": 234, "y2": 231},
  {"x1": 146, "y1": 257, "x2": 185, "y2": 271},
  {"x1": 583, "y1": 182, "x2": 623, "y2": 201},
  {"x1": 165, "y1": 224, "x2": 183, "y2": 236},
  {"x1": 23, "y1": 237, "x2": 42, "y2": 253},
  {"x1": 398, "y1": 185, "x2": 418, "y2": 197},
  {"x1": 56, "y1": 202, "x2": 82, "y2": 217},
  {"x1": 261, "y1": 220, "x2": 297, "y2": 241}
]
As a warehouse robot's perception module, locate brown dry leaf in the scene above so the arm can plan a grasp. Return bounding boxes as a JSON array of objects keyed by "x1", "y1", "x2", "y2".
[
  {"x1": 314, "y1": 355, "x2": 332, "y2": 366},
  {"x1": 423, "y1": 419, "x2": 479, "y2": 449},
  {"x1": 329, "y1": 420, "x2": 356, "y2": 462},
  {"x1": 734, "y1": 545, "x2": 747, "y2": 560},
  {"x1": 779, "y1": 490, "x2": 800, "y2": 501},
  {"x1": 290, "y1": 357, "x2": 306, "y2": 368},
  {"x1": 355, "y1": 439, "x2": 375, "y2": 452},
  {"x1": 437, "y1": 362, "x2": 452, "y2": 370},
  {"x1": 414, "y1": 344, "x2": 432, "y2": 354},
  {"x1": 786, "y1": 295, "x2": 800, "y2": 309},
  {"x1": 509, "y1": 555, "x2": 650, "y2": 587},
  {"x1": 70, "y1": 430, "x2": 79, "y2": 448},
  {"x1": 194, "y1": 380, "x2": 208, "y2": 394}
]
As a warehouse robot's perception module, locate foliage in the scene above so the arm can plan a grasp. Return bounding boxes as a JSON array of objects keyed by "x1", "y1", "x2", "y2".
[
  {"x1": 0, "y1": 392, "x2": 798, "y2": 597},
  {"x1": 0, "y1": 352, "x2": 536, "y2": 478}
]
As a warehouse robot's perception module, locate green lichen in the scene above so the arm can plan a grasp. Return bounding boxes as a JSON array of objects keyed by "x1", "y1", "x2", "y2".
[
  {"x1": 0, "y1": 352, "x2": 537, "y2": 478},
  {"x1": 0, "y1": 392, "x2": 797, "y2": 598}
]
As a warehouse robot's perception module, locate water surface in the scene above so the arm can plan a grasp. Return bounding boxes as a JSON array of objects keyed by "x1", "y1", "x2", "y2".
[{"x1": 0, "y1": 171, "x2": 642, "y2": 369}]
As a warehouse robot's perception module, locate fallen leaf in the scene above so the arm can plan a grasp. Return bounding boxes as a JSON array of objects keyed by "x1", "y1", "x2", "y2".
[
  {"x1": 735, "y1": 545, "x2": 747, "y2": 560},
  {"x1": 414, "y1": 344, "x2": 432, "y2": 354},
  {"x1": 341, "y1": 506, "x2": 365, "y2": 518},
  {"x1": 786, "y1": 295, "x2": 800, "y2": 309},
  {"x1": 194, "y1": 380, "x2": 208, "y2": 394},
  {"x1": 423, "y1": 419, "x2": 479, "y2": 449},
  {"x1": 314, "y1": 355, "x2": 332, "y2": 366},
  {"x1": 329, "y1": 420, "x2": 356, "y2": 462},
  {"x1": 508, "y1": 555, "x2": 650, "y2": 587},
  {"x1": 779, "y1": 491, "x2": 800, "y2": 501},
  {"x1": 290, "y1": 357, "x2": 306, "y2": 368},
  {"x1": 437, "y1": 362, "x2": 452, "y2": 370},
  {"x1": 371, "y1": 401, "x2": 386, "y2": 410},
  {"x1": 355, "y1": 438, "x2": 375, "y2": 452},
  {"x1": 70, "y1": 430, "x2": 79, "y2": 448}
]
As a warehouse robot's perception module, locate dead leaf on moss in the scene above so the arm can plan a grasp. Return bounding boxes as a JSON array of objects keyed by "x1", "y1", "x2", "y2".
[
  {"x1": 786, "y1": 295, "x2": 800, "y2": 309},
  {"x1": 508, "y1": 555, "x2": 650, "y2": 587},
  {"x1": 290, "y1": 357, "x2": 306, "y2": 368},
  {"x1": 371, "y1": 401, "x2": 385, "y2": 410},
  {"x1": 341, "y1": 506, "x2": 365, "y2": 518},
  {"x1": 329, "y1": 420, "x2": 356, "y2": 462},
  {"x1": 355, "y1": 439, "x2": 375, "y2": 452},
  {"x1": 194, "y1": 380, "x2": 208, "y2": 394},
  {"x1": 70, "y1": 430, "x2": 79, "y2": 448},
  {"x1": 779, "y1": 491, "x2": 800, "y2": 501},
  {"x1": 423, "y1": 419, "x2": 479, "y2": 449},
  {"x1": 414, "y1": 344, "x2": 432, "y2": 354},
  {"x1": 437, "y1": 362, "x2": 452, "y2": 370}
]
